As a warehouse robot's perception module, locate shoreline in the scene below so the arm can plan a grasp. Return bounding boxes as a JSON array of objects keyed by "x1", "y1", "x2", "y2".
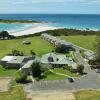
[{"x1": 10, "y1": 25, "x2": 59, "y2": 36}]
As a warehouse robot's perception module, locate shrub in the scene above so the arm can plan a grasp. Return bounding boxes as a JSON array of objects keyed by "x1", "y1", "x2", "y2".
[
  {"x1": 55, "y1": 45, "x2": 70, "y2": 53},
  {"x1": 12, "y1": 50, "x2": 24, "y2": 56},
  {"x1": 64, "y1": 66, "x2": 76, "y2": 73},
  {"x1": 15, "y1": 71, "x2": 27, "y2": 83},
  {"x1": 31, "y1": 62, "x2": 43, "y2": 78},
  {"x1": 77, "y1": 65, "x2": 84, "y2": 74}
]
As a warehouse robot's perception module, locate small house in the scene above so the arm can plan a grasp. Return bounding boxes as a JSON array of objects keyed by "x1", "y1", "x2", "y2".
[
  {"x1": 0, "y1": 56, "x2": 33, "y2": 69},
  {"x1": 41, "y1": 53, "x2": 77, "y2": 69}
]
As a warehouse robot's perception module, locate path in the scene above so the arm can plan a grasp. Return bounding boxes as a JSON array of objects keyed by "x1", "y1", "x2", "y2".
[
  {"x1": 26, "y1": 91, "x2": 75, "y2": 100},
  {"x1": 74, "y1": 47, "x2": 91, "y2": 73}
]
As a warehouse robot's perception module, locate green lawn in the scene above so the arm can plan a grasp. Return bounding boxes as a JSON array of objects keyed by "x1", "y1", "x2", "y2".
[
  {"x1": 43, "y1": 70, "x2": 67, "y2": 80},
  {"x1": 60, "y1": 35, "x2": 97, "y2": 51},
  {"x1": 0, "y1": 86, "x2": 25, "y2": 100},
  {"x1": 75, "y1": 90, "x2": 100, "y2": 100},
  {"x1": 0, "y1": 36, "x2": 53, "y2": 58},
  {"x1": 0, "y1": 65, "x2": 17, "y2": 77},
  {"x1": 52, "y1": 68, "x2": 79, "y2": 77},
  {"x1": 43, "y1": 68, "x2": 78, "y2": 80}
]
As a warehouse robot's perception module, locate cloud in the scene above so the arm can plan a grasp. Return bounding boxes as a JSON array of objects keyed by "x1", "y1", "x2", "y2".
[{"x1": 1, "y1": 0, "x2": 100, "y2": 4}]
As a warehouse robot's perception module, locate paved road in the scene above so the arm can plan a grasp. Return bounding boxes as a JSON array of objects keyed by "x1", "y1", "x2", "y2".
[{"x1": 74, "y1": 48, "x2": 91, "y2": 73}]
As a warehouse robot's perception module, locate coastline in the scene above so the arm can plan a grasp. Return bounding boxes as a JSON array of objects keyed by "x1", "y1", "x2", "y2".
[{"x1": 10, "y1": 25, "x2": 59, "y2": 36}]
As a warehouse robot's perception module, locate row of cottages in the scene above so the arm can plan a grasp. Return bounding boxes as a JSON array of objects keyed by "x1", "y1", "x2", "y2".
[{"x1": 41, "y1": 33, "x2": 73, "y2": 49}]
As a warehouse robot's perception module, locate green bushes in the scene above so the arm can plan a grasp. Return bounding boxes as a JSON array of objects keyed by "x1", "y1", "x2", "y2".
[
  {"x1": 77, "y1": 65, "x2": 84, "y2": 74},
  {"x1": 55, "y1": 45, "x2": 70, "y2": 53},
  {"x1": 64, "y1": 66, "x2": 76, "y2": 73},
  {"x1": 31, "y1": 62, "x2": 43, "y2": 78},
  {"x1": 0, "y1": 31, "x2": 15, "y2": 40},
  {"x1": 7, "y1": 50, "x2": 24, "y2": 56},
  {"x1": 15, "y1": 71, "x2": 27, "y2": 83}
]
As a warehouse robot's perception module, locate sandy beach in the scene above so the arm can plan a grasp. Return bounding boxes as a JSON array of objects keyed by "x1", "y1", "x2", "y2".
[{"x1": 10, "y1": 25, "x2": 59, "y2": 37}]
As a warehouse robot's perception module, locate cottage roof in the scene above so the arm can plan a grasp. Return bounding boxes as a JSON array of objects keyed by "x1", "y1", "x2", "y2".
[
  {"x1": 41, "y1": 53, "x2": 77, "y2": 69},
  {"x1": 21, "y1": 60, "x2": 34, "y2": 69},
  {"x1": 1, "y1": 56, "x2": 14, "y2": 62},
  {"x1": 7, "y1": 56, "x2": 26, "y2": 64},
  {"x1": 42, "y1": 33, "x2": 72, "y2": 46}
]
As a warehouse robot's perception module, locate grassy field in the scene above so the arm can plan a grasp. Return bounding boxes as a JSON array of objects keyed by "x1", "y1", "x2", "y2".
[
  {"x1": 43, "y1": 68, "x2": 79, "y2": 80},
  {"x1": 0, "y1": 65, "x2": 17, "y2": 77},
  {"x1": 43, "y1": 70, "x2": 67, "y2": 80},
  {"x1": 75, "y1": 90, "x2": 100, "y2": 100},
  {"x1": 52, "y1": 68, "x2": 79, "y2": 77},
  {"x1": 0, "y1": 86, "x2": 25, "y2": 100},
  {"x1": 0, "y1": 36, "x2": 53, "y2": 59},
  {"x1": 60, "y1": 35, "x2": 97, "y2": 51}
]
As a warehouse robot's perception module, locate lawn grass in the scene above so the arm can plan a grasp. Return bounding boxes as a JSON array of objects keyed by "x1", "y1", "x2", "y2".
[
  {"x1": 60, "y1": 35, "x2": 97, "y2": 51},
  {"x1": 75, "y1": 90, "x2": 100, "y2": 100},
  {"x1": 0, "y1": 36, "x2": 53, "y2": 58},
  {"x1": 43, "y1": 68, "x2": 78, "y2": 80},
  {"x1": 43, "y1": 70, "x2": 67, "y2": 80},
  {"x1": 52, "y1": 68, "x2": 79, "y2": 77},
  {"x1": 0, "y1": 65, "x2": 17, "y2": 77},
  {"x1": 0, "y1": 86, "x2": 25, "y2": 100}
]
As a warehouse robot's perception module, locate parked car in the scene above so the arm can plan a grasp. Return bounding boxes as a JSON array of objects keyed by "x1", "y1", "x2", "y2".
[
  {"x1": 95, "y1": 69, "x2": 100, "y2": 73},
  {"x1": 67, "y1": 77, "x2": 74, "y2": 83}
]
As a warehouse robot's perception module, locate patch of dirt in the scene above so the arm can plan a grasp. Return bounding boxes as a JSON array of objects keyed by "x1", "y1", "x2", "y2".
[
  {"x1": 0, "y1": 77, "x2": 12, "y2": 92},
  {"x1": 26, "y1": 91, "x2": 75, "y2": 100}
]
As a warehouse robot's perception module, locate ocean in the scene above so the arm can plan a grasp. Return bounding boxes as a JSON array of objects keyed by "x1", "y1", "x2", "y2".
[{"x1": 0, "y1": 14, "x2": 100, "y2": 32}]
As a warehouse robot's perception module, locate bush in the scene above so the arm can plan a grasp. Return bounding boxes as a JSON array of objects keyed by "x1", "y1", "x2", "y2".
[
  {"x1": 31, "y1": 62, "x2": 43, "y2": 78},
  {"x1": 64, "y1": 66, "x2": 76, "y2": 73},
  {"x1": 55, "y1": 45, "x2": 70, "y2": 53},
  {"x1": 12, "y1": 50, "x2": 24, "y2": 56},
  {"x1": 15, "y1": 71, "x2": 27, "y2": 83},
  {"x1": 77, "y1": 65, "x2": 84, "y2": 74}
]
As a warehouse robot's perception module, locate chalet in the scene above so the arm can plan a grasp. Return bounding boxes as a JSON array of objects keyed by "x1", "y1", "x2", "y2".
[
  {"x1": 0, "y1": 56, "x2": 33, "y2": 69},
  {"x1": 41, "y1": 53, "x2": 77, "y2": 69},
  {"x1": 19, "y1": 57, "x2": 40, "y2": 75}
]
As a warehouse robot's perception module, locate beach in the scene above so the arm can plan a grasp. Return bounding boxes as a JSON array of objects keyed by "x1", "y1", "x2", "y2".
[{"x1": 10, "y1": 25, "x2": 58, "y2": 36}]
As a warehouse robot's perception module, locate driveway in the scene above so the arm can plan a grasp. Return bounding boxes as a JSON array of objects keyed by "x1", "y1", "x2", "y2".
[{"x1": 24, "y1": 69, "x2": 100, "y2": 92}]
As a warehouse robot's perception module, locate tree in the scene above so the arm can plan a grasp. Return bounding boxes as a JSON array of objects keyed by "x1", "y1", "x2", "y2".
[
  {"x1": 77, "y1": 65, "x2": 84, "y2": 74},
  {"x1": 12, "y1": 49, "x2": 24, "y2": 56},
  {"x1": 0, "y1": 31, "x2": 9, "y2": 39},
  {"x1": 31, "y1": 62, "x2": 42, "y2": 78},
  {"x1": 55, "y1": 45, "x2": 70, "y2": 53},
  {"x1": 15, "y1": 71, "x2": 27, "y2": 83},
  {"x1": 30, "y1": 50, "x2": 36, "y2": 56}
]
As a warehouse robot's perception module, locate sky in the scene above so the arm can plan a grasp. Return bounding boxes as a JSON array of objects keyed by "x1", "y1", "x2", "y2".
[{"x1": 0, "y1": 0, "x2": 100, "y2": 14}]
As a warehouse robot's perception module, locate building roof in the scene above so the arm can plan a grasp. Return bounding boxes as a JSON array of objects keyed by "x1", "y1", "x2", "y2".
[
  {"x1": 7, "y1": 56, "x2": 26, "y2": 64},
  {"x1": 1, "y1": 56, "x2": 32, "y2": 64},
  {"x1": 20, "y1": 57, "x2": 40, "y2": 70},
  {"x1": 84, "y1": 51, "x2": 95, "y2": 60},
  {"x1": 42, "y1": 33, "x2": 72, "y2": 46},
  {"x1": 1, "y1": 56, "x2": 14, "y2": 62},
  {"x1": 41, "y1": 53, "x2": 77, "y2": 69},
  {"x1": 21, "y1": 60, "x2": 34, "y2": 69}
]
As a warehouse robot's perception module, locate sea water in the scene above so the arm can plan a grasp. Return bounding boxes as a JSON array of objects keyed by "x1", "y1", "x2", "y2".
[{"x1": 0, "y1": 14, "x2": 100, "y2": 33}]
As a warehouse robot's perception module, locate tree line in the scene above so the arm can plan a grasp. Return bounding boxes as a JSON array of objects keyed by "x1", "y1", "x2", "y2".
[{"x1": 0, "y1": 31, "x2": 15, "y2": 40}]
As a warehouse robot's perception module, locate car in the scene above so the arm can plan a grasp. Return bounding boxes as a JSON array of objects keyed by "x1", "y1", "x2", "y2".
[
  {"x1": 95, "y1": 69, "x2": 100, "y2": 73},
  {"x1": 67, "y1": 77, "x2": 74, "y2": 83}
]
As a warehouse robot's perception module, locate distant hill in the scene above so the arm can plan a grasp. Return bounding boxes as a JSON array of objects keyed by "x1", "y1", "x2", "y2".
[{"x1": 0, "y1": 19, "x2": 41, "y2": 23}]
